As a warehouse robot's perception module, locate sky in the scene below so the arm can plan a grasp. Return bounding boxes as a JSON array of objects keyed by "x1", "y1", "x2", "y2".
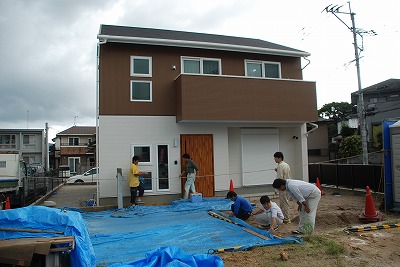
[{"x1": 1, "y1": 0, "x2": 399, "y2": 140}]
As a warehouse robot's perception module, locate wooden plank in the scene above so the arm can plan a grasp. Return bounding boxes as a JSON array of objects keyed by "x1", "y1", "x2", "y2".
[
  {"x1": 0, "y1": 227, "x2": 64, "y2": 235},
  {"x1": 208, "y1": 211, "x2": 270, "y2": 240},
  {"x1": 243, "y1": 228, "x2": 270, "y2": 240}
]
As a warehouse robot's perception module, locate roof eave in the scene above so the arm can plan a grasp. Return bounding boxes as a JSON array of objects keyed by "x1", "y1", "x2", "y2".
[{"x1": 97, "y1": 35, "x2": 310, "y2": 57}]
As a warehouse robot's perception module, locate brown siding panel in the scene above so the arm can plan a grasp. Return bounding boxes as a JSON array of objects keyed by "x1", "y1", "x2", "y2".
[
  {"x1": 176, "y1": 75, "x2": 317, "y2": 122},
  {"x1": 99, "y1": 42, "x2": 315, "y2": 121}
]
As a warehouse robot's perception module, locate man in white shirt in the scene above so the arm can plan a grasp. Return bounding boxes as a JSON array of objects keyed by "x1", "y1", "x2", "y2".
[
  {"x1": 274, "y1": 152, "x2": 291, "y2": 223},
  {"x1": 273, "y1": 178, "x2": 321, "y2": 234},
  {"x1": 251, "y1": 195, "x2": 284, "y2": 236}
]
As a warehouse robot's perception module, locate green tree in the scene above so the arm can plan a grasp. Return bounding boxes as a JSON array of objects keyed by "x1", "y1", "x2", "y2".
[
  {"x1": 340, "y1": 124, "x2": 356, "y2": 138},
  {"x1": 338, "y1": 135, "x2": 362, "y2": 159},
  {"x1": 318, "y1": 102, "x2": 356, "y2": 121}
]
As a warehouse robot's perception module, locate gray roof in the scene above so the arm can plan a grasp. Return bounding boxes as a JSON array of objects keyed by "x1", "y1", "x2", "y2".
[
  {"x1": 98, "y1": 25, "x2": 309, "y2": 57},
  {"x1": 351, "y1": 79, "x2": 400, "y2": 96},
  {"x1": 57, "y1": 126, "x2": 96, "y2": 136}
]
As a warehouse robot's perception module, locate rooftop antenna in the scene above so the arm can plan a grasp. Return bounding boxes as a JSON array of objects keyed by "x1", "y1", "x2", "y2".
[
  {"x1": 26, "y1": 110, "x2": 29, "y2": 129},
  {"x1": 73, "y1": 116, "x2": 78, "y2": 126},
  {"x1": 323, "y1": 1, "x2": 376, "y2": 165}
]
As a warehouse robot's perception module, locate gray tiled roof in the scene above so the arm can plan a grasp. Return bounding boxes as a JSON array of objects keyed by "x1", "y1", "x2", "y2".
[
  {"x1": 352, "y1": 79, "x2": 400, "y2": 95},
  {"x1": 57, "y1": 126, "x2": 96, "y2": 135},
  {"x1": 98, "y1": 25, "x2": 308, "y2": 56}
]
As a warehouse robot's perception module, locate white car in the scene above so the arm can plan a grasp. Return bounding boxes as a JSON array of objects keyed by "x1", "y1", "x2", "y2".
[{"x1": 66, "y1": 167, "x2": 98, "y2": 184}]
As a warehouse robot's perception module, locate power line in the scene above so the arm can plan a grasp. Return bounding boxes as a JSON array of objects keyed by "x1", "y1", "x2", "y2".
[{"x1": 323, "y1": 2, "x2": 376, "y2": 165}]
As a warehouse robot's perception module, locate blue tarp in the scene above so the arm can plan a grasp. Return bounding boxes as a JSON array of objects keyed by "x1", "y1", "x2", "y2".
[
  {"x1": 0, "y1": 198, "x2": 301, "y2": 267},
  {"x1": 108, "y1": 246, "x2": 224, "y2": 267},
  {"x1": 82, "y1": 198, "x2": 301, "y2": 266},
  {"x1": 0, "y1": 206, "x2": 95, "y2": 267}
]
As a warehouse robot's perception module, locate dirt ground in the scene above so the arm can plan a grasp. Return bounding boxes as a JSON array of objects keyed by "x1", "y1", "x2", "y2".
[{"x1": 218, "y1": 187, "x2": 400, "y2": 267}]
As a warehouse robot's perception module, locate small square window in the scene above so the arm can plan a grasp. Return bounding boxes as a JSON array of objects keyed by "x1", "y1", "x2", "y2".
[
  {"x1": 130, "y1": 56, "x2": 152, "y2": 77},
  {"x1": 183, "y1": 59, "x2": 200, "y2": 74},
  {"x1": 203, "y1": 60, "x2": 220, "y2": 75},
  {"x1": 131, "y1": 81, "x2": 152, "y2": 102},
  {"x1": 133, "y1": 146, "x2": 151, "y2": 164},
  {"x1": 264, "y1": 63, "x2": 280, "y2": 78},
  {"x1": 246, "y1": 62, "x2": 262, "y2": 77}
]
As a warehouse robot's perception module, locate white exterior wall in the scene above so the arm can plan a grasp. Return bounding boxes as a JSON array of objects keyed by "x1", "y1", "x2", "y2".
[{"x1": 98, "y1": 115, "x2": 309, "y2": 198}]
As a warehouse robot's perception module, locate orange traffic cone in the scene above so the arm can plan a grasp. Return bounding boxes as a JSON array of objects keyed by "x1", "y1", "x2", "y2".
[
  {"x1": 229, "y1": 179, "x2": 234, "y2": 192},
  {"x1": 359, "y1": 186, "x2": 382, "y2": 223},
  {"x1": 5, "y1": 197, "x2": 10, "y2": 210},
  {"x1": 316, "y1": 177, "x2": 323, "y2": 195}
]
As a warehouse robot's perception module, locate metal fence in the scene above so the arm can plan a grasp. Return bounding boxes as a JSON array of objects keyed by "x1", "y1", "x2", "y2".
[
  {"x1": 308, "y1": 163, "x2": 384, "y2": 192},
  {"x1": 9, "y1": 177, "x2": 65, "y2": 207}
]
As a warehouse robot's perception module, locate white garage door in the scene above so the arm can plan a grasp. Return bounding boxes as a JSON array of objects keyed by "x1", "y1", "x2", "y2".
[{"x1": 241, "y1": 129, "x2": 279, "y2": 186}]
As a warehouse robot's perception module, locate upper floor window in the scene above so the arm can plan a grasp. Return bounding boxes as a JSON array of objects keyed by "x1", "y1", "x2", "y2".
[
  {"x1": 68, "y1": 137, "x2": 79, "y2": 146},
  {"x1": 245, "y1": 60, "x2": 281, "y2": 78},
  {"x1": 130, "y1": 56, "x2": 152, "y2": 77},
  {"x1": 0, "y1": 134, "x2": 16, "y2": 148},
  {"x1": 23, "y1": 135, "x2": 35, "y2": 149},
  {"x1": 131, "y1": 81, "x2": 152, "y2": 102},
  {"x1": 182, "y1": 57, "x2": 221, "y2": 75}
]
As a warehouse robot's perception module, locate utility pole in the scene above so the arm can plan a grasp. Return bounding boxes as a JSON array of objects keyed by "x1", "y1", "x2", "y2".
[
  {"x1": 45, "y1": 122, "x2": 49, "y2": 171},
  {"x1": 323, "y1": 2, "x2": 373, "y2": 165}
]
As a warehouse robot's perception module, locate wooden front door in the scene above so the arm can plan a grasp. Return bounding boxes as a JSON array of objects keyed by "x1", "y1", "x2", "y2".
[{"x1": 180, "y1": 134, "x2": 214, "y2": 197}]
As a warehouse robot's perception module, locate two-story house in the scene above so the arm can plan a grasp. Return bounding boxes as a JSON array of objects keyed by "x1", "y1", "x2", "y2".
[
  {"x1": 53, "y1": 126, "x2": 96, "y2": 175},
  {"x1": 351, "y1": 79, "x2": 400, "y2": 151},
  {"x1": 0, "y1": 129, "x2": 46, "y2": 168},
  {"x1": 97, "y1": 25, "x2": 317, "y2": 205}
]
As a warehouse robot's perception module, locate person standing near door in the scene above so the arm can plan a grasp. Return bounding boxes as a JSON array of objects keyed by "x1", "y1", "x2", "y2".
[
  {"x1": 274, "y1": 152, "x2": 291, "y2": 223},
  {"x1": 180, "y1": 153, "x2": 199, "y2": 199},
  {"x1": 129, "y1": 156, "x2": 147, "y2": 207}
]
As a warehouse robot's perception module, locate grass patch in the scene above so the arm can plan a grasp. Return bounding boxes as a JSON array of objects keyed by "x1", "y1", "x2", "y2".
[{"x1": 309, "y1": 235, "x2": 345, "y2": 255}]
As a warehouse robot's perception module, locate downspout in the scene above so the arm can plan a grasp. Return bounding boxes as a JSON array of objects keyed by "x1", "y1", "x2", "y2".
[
  {"x1": 301, "y1": 57, "x2": 311, "y2": 70},
  {"x1": 306, "y1": 122, "x2": 318, "y2": 137},
  {"x1": 96, "y1": 38, "x2": 107, "y2": 206}
]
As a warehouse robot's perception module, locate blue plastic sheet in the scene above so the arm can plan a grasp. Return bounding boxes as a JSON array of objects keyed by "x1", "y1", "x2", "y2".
[
  {"x1": 0, "y1": 198, "x2": 301, "y2": 266},
  {"x1": 0, "y1": 206, "x2": 95, "y2": 267},
  {"x1": 108, "y1": 246, "x2": 224, "y2": 267},
  {"x1": 82, "y1": 198, "x2": 301, "y2": 265}
]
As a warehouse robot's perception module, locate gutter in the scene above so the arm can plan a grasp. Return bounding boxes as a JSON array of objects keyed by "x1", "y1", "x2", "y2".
[
  {"x1": 96, "y1": 34, "x2": 310, "y2": 57},
  {"x1": 306, "y1": 122, "x2": 319, "y2": 137}
]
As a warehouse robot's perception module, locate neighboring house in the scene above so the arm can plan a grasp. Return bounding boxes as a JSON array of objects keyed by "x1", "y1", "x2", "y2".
[
  {"x1": 351, "y1": 79, "x2": 400, "y2": 149},
  {"x1": 53, "y1": 126, "x2": 96, "y2": 175},
  {"x1": 0, "y1": 129, "x2": 46, "y2": 168},
  {"x1": 97, "y1": 25, "x2": 317, "y2": 205},
  {"x1": 307, "y1": 119, "x2": 331, "y2": 163}
]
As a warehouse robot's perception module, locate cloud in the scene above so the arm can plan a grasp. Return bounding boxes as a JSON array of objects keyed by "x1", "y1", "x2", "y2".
[{"x1": 0, "y1": 0, "x2": 399, "y2": 137}]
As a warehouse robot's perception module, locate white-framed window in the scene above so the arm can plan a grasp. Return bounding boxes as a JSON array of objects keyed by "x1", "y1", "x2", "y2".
[
  {"x1": 132, "y1": 145, "x2": 152, "y2": 165},
  {"x1": 157, "y1": 144, "x2": 169, "y2": 190},
  {"x1": 68, "y1": 137, "x2": 79, "y2": 146},
  {"x1": 130, "y1": 144, "x2": 170, "y2": 191},
  {"x1": 23, "y1": 135, "x2": 36, "y2": 149},
  {"x1": 130, "y1": 56, "x2": 152, "y2": 77},
  {"x1": 181, "y1": 57, "x2": 221, "y2": 75},
  {"x1": 245, "y1": 60, "x2": 281, "y2": 78},
  {"x1": 130, "y1": 80, "x2": 152, "y2": 102},
  {"x1": 68, "y1": 157, "x2": 80, "y2": 175}
]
